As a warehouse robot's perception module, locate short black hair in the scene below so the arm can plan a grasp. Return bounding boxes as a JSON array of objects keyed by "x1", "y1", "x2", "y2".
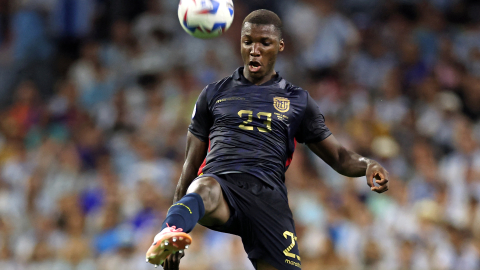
[{"x1": 242, "y1": 9, "x2": 283, "y2": 39}]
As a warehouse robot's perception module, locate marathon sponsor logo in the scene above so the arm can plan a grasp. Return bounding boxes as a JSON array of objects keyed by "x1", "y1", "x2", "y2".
[{"x1": 285, "y1": 259, "x2": 301, "y2": 268}]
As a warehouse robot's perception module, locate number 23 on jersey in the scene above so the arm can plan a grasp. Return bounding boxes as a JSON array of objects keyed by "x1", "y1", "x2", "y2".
[{"x1": 238, "y1": 110, "x2": 272, "y2": 132}]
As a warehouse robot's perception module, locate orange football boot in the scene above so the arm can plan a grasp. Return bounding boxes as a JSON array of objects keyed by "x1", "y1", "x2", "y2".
[{"x1": 146, "y1": 224, "x2": 192, "y2": 267}]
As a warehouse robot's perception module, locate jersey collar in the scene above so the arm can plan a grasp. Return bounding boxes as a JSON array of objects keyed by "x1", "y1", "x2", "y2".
[{"x1": 233, "y1": 67, "x2": 283, "y2": 86}]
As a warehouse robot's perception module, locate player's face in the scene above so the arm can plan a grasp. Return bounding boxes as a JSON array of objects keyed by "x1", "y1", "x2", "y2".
[{"x1": 241, "y1": 23, "x2": 284, "y2": 84}]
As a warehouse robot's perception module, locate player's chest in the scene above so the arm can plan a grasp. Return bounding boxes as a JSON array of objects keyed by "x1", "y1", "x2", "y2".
[{"x1": 211, "y1": 90, "x2": 302, "y2": 133}]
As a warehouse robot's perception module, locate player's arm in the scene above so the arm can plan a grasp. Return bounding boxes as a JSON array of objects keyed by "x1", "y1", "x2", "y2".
[
  {"x1": 296, "y1": 93, "x2": 388, "y2": 193},
  {"x1": 306, "y1": 136, "x2": 388, "y2": 193},
  {"x1": 173, "y1": 86, "x2": 212, "y2": 203},
  {"x1": 173, "y1": 132, "x2": 208, "y2": 203}
]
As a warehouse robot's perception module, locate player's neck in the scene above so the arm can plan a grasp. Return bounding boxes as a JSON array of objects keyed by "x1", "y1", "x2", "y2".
[{"x1": 243, "y1": 68, "x2": 277, "y2": 85}]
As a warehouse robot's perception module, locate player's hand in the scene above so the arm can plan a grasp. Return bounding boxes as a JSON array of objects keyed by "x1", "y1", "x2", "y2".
[
  {"x1": 366, "y1": 161, "x2": 389, "y2": 193},
  {"x1": 162, "y1": 252, "x2": 184, "y2": 270}
]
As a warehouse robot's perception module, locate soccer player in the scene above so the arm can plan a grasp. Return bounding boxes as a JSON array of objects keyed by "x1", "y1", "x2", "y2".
[{"x1": 146, "y1": 9, "x2": 389, "y2": 270}]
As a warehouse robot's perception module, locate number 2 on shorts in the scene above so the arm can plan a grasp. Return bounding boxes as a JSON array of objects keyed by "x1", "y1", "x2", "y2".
[{"x1": 283, "y1": 231, "x2": 301, "y2": 261}]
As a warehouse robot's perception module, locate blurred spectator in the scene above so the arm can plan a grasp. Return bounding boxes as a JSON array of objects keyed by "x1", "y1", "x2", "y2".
[
  {"x1": 348, "y1": 32, "x2": 396, "y2": 91},
  {"x1": 132, "y1": 0, "x2": 177, "y2": 52},
  {"x1": 50, "y1": 0, "x2": 97, "y2": 59},
  {"x1": 286, "y1": 0, "x2": 359, "y2": 75},
  {"x1": 69, "y1": 40, "x2": 116, "y2": 110}
]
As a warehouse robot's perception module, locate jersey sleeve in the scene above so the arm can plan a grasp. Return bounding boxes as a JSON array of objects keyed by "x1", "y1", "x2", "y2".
[
  {"x1": 295, "y1": 93, "x2": 332, "y2": 144},
  {"x1": 188, "y1": 87, "x2": 213, "y2": 142}
]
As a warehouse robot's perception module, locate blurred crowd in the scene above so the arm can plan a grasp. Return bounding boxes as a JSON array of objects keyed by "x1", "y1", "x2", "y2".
[{"x1": 0, "y1": 0, "x2": 479, "y2": 269}]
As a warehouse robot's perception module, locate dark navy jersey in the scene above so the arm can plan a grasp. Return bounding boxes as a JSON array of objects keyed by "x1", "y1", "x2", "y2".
[{"x1": 189, "y1": 67, "x2": 331, "y2": 188}]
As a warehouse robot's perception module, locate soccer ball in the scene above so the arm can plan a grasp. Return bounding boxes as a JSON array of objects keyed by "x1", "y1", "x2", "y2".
[{"x1": 178, "y1": 0, "x2": 234, "y2": 39}]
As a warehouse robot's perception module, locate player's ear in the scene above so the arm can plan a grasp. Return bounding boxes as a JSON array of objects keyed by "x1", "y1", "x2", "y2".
[{"x1": 279, "y1": 39, "x2": 285, "y2": 52}]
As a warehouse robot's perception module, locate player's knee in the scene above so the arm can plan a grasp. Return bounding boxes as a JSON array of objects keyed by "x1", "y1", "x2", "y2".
[{"x1": 187, "y1": 177, "x2": 222, "y2": 213}]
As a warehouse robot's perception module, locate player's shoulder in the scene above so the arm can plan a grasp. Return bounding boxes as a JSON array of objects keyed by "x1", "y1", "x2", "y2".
[
  {"x1": 201, "y1": 74, "x2": 236, "y2": 101},
  {"x1": 283, "y1": 80, "x2": 304, "y2": 92},
  {"x1": 283, "y1": 80, "x2": 309, "y2": 98}
]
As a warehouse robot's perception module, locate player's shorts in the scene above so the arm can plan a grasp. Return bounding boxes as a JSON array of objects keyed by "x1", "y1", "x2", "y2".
[{"x1": 199, "y1": 173, "x2": 302, "y2": 270}]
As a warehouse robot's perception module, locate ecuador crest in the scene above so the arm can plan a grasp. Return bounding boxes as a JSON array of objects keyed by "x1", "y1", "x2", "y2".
[{"x1": 274, "y1": 97, "x2": 290, "y2": 113}]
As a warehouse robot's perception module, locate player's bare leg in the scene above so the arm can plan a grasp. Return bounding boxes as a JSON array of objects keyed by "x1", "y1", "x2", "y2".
[
  {"x1": 187, "y1": 176, "x2": 230, "y2": 226},
  {"x1": 146, "y1": 176, "x2": 230, "y2": 268}
]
